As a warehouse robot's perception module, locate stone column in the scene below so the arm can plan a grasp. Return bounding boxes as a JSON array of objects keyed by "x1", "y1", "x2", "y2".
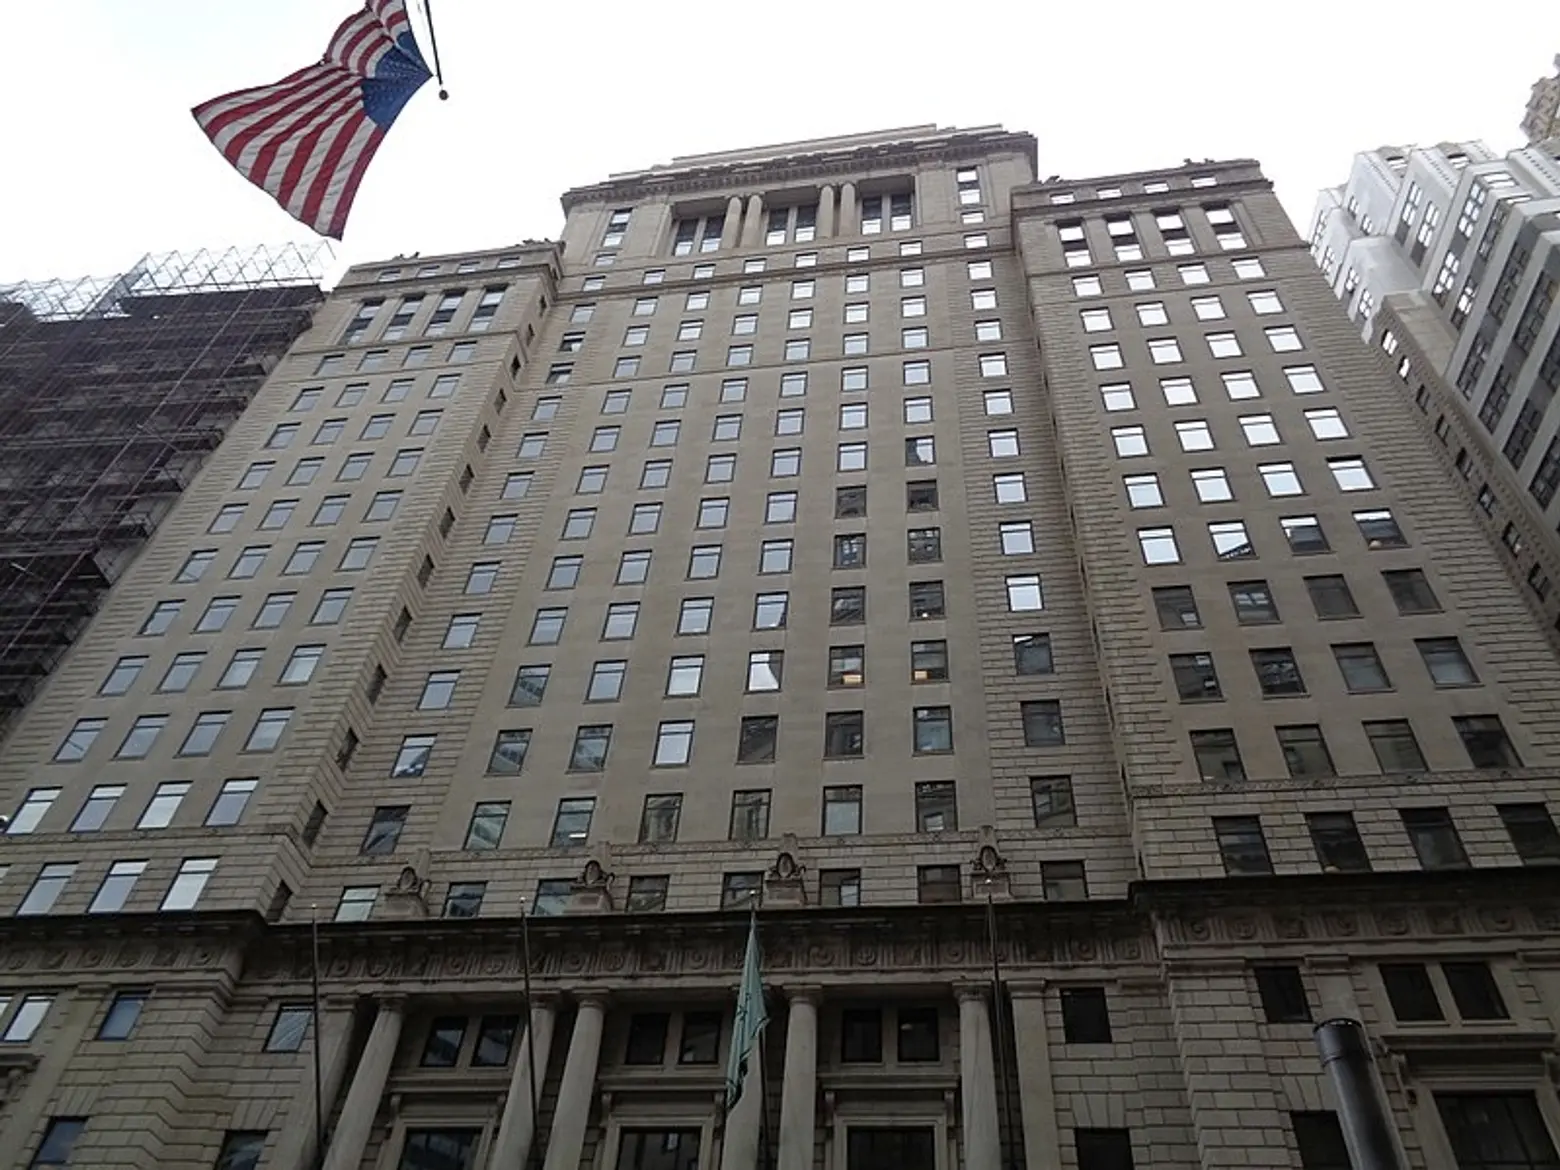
[
  {"x1": 541, "y1": 995, "x2": 608, "y2": 1170},
  {"x1": 818, "y1": 187, "x2": 837, "y2": 238},
  {"x1": 740, "y1": 194, "x2": 764, "y2": 248},
  {"x1": 322, "y1": 996, "x2": 405, "y2": 1170},
  {"x1": 777, "y1": 987, "x2": 819, "y2": 1170},
  {"x1": 721, "y1": 195, "x2": 744, "y2": 250},
  {"x1": 1008, "y1": 983, "x2": 1060, "y2": 1170},
  {"x1": 838, "y1": 182, "x2": 858, "y2": 237},
  {"x1": 274, "y1": 996, "x2": 359, "y2": 1170},
  {"x1": 488, "y1": 997, "x2": 559, "y2": 1170},
  {"x1": 957, "y1": 985, "x2": 1001, "y2": 1170}
]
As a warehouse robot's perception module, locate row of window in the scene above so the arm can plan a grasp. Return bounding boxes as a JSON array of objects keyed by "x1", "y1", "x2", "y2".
[
  {"x1": 137, "y1": 587, "x2": 351, "y2": 637},
  {"x1": 1071, "y1": 254, "x2": 1265, "y2": 297},
  {"x1": 313, "y1": 347, "x2": 473, "y2": 379},
  {"x1": 389, "y1": 691, "x2": 1069, "y2": 784},
  {"x1": 496, "y1": 576, "x2": 1041, "y2": 649},
  {"x1": 339, "y1": 286, "x2": 506, "y2": 346},
  {"x1": 53, "y1": 705, "x2": 293, "y2": 764},
  {"x1": 6, "y1": 856, "x2": 217, "y2": 916},
  {"x1": 1169, "y1": 635, "x2": 1480, "y2": 703},
  {"x1": 547, "y1": 357, "x2": 951, "y2": 401},
  {"x1": 0, "y1": 987, "x2": 148, "y2": 1045},
  {"x1": 1080, "y1": 287, "x2": 1283, "y2": 330},
  {"x1": 1053, "y1": 172, "x2": 1220, "y2": 204},
  {"x1": 172, "y1": 537, "x2": 378, "y2": 586},
  {"x1": 8, "y1": 778, "x2": 254, "y2": 836},
  {"x1": 1090, "y1": 324, "x2": 1304, "y2": 370},
  {"x1": 1059, "y1": 202, "x2": 1247, "y2": 267},
  {"x1": 1153, "y1": 568, "x2": 1443, "y2": 629},
  {"x1": 1134, "y1": 506, "x2": 1405, "y2": 566},
  {"x1": 1214, "y1": 801, "x2": 1558, "y2": 875},
  {"x1": 434, "y1": 630, "x2": 1048, "y2": 709},
  {"x1": 198, "y1": 487, "x2": 409, "y2": 534},
  {"x1": 1099, "y1": 363, "x2": 1328, "y2": 412},
  {"x1": 597, "y1": 328, "x2": 983, "y2": 377}
]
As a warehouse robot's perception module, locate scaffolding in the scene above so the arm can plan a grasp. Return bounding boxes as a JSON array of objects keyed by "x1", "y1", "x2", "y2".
[{"x1": 0, "y1": 244, "x2": 328, "y2": 736}]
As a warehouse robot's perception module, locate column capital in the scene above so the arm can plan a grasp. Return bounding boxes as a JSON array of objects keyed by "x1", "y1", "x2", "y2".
[
  {"x1": 374, "y1": 993, "x2": 410, "y2": 1014},
  {"x1": 953, "y1": 981, "x2": 991, "y2": 1004},
  {"x1": 527, "y1": 991, "x2": 564, "y2": 1011},
  {"x1": 573, "y1": 990, "x2": 611, "y2": 1012},
  {"x1": 323, "y1": 993, "x2": 361, "y2": 1012},
  {"x1": 783, "y1": 984, "x2": 823, "y2": 1006}
]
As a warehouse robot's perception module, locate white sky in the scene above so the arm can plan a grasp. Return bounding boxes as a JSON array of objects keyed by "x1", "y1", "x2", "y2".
[{"x1": 2, "y1": 1, "x2": 1554, "y2": 287}]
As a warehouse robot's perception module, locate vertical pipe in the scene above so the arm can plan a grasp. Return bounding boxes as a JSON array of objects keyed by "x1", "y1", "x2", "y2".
[
  {"x1": 1313, "y1": 1019, "x2": 1405, "y2": 1170},
  {"x1": 310, "y1": 908, "x2": 325, "y2": 1170}
]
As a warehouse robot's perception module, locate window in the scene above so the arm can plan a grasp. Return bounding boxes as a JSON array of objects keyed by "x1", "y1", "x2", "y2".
[
  {"x1": 1328, "y1": 457, "x2": 1375, "y2": 491},
  {"x1": 1333, "y1": 643, "x2": 1390, "y2": 692},
  {"x1": 760, "y1": 539, "x2": 792, "y2": 573},
  {"x1": 53, "y1": 718, "x2": 105, "y2": 762},
  {"x1": 339, "y1": 536, "x2": 378, "y2": 571},
  {"x1": 195, "y1": 597, "x2": 237, "y2": 632},
  {"x1": 1402, "y1": 807, "x2": 1470, "y2": 870},
  {"x1": 1284, "y1": 365, "x2": 1324, "y2": 394},
  {"x1": 244, "y1": 708, "x2": 292, "y2": 752},
  {"x1": 311, "y1": 588, "x2": 351, "y2": 624},
  {"x1": 1091, "y1": 344, "x2": 1124, "y2": 371},
  {"x1": 1171, "y1": 653, "x2": 1222, "y2": 701},
  {"x1": 179, "y1": 710, "x2": 231, "y2": 755},
  {"x1": 1137, "y1": 527, "x2": 1180, "y2": 565},
  {"x1": 1254, "y1": 966, "x2": 1311, "y2": 1024},
  {"x1": 175, "y1": 550, "x2": 214, "y2": 583},
  {"x1": 1418, "y1": 637, "x2": 1477, "y2": 686},
  {"x1": 918, "y1": 864, "x2": 963, "y2": 904},
  {"x1": 1045, "y1": 859, "x2": 1086, "y2": 904},
  {"x1": 1278, "y1": 724, "x2": 1334, "y2": 778},
  {"x1": 1191, "y1": 295, "x2": 1226, "y2": 321},
  {"x1": 755, "y1": 591, "x2": 790, "y2": 629},
  {"x1": 1, "y1": 993, "x2": 54, "y2": 1040},
  {"x1": 824, "y1": 710, "x2": 865, "y2": 758},
  {"x1": 1021, "y1": 700, "x2": 1064, "y2": 746},
  {"x1": 160, "y1": 857, "x2": 217, "y2": 910},
  {"x1": 1361, "y1": 719, "x2": 1425, "y2": 773},
  {"x1": 1500, "y1": 803, "x2": 1560, "y2": 863},
  {"x1": 1154, "y1": 585, "x2": 1202, "y2": 630},
  {"x1": 1380, "y1": 964, "x2": 1442, "y2": 1021},
  {"x1": 828, "y1": 645, "x2": 865, "y2": 688},
  {"x1": 630, "y1": 503, "x2": 663, "y2": 534},
  {"x1": 1265, "y1": 326, "x2": 1303, "y2": 351},
  {"x1": 765, "y1": 491, "x2": 798, "y2": 524},
  {"x1": 1124, "y1": 473, "x2": 1163, "y2": 508},
  {"x1": 116, "y1": 714, "x2": 168, "y2": 759},
  {"x1": 699, "y1": 498, "x2": 730, "y2": 530},
  {"x1": 1306, "y1": 810, "x2": 1372, "y2": 873},
  {"x1": 1282, "y1": 514, "x2": 1329, "y2": 554},
  {"x1": 365, "y1": 492, "x2": 401, "y2": 521},
  {"x1": 1443, "y1": 962, "x2": 1508, "y2": 1020},
  {"x1": 162, "y1": 651, "x2": 207, "y2": 692},
  {"x1": 1215, "y1": 816, "x2": 1272, "y2": 874},
  {"x1": 462, "y1": 801, "x2": 509, "y2": 852},
  {"x1": 1191, "y1": 729, "x2": 1245, "y2": 781},
  {"x1": 1061, "y1": 988, "x2": 1112, "y2": 1043},
  {"x1": 570, "y1": 726, "x2": 612, "y2": 772},
  {"x1": 603, "y1": 602, "x2": 640, "y2": 639},
  {"x1": 585, "y1": 660, "x2": 625, "y2": 702},
  {"x1": 390, "y1": 734, "x2": 435, "y2": 777},
  {"x1": 5, "y1": 787, "x2": 60, "y2": 835},
  {"x1": 687, "y1": 545, "x2": 722, "y2": 579},
  {"x1": 1304, "y1": 574, "x2": 1358, "y2": 619},
  {"x1": 253, "y1": 592, "x2": 294, "y2": 629},
  {"x1": 912, "y1": 707, "x2": 953, "y2": 754},
  {"x1": 488, "y1": 730, "x2": 530, "y2": 775},
  {"x1": 1385, "y1": 567, "x2": 1441, "y2": 614},
  {"x1": 1149, "y1": 338, "x2": 1183, "y2": 364},
  {"x1": 1006, "y1": 573, "x2": 1045, "y2": 610},
  {"x1": 1207, "y1": 332, "x2": 1242, "y2": 358}
]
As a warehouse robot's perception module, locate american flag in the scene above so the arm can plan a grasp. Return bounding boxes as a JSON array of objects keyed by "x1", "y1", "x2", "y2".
[{"x1": 193, "y1": 0, "x2": 432, "y2": 240}]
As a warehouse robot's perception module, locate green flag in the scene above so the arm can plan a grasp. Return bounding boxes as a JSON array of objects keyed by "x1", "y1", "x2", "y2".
[{"x1": 724, "y1": 911, "x2": 768, "y2": 1109}]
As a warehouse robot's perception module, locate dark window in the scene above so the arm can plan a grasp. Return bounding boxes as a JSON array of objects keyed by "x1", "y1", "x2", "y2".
[
  {"x1": 1334, "y1": 643, "x2": 1390, "y2": 692},
  {"x1": 831, "y1": 587, "x2": 866, "y2": 624},
  {"x1": 1229, "y1": 580, "x2": 1279, "y2": 624},
  {"x1": 908, "y1": 580, "x2": 945, "y2": 619},
  {"x1": 722, "y1": 871, "x2": 764, "y2": 906},
  {"x1": 97, "y1": 991, "x2": 148, "y2": 1040},
  {"x1": 1154, "y1": 585, "x2": 1202, "y2": 629},
  {"x1": 1380, "y1": 963, "x2": 1443, "y2": 1021},
  {"x1": 1254, "y1": 966, "x2": 1311, "y2": 1023},
  {"x1": 906, "y1": 480, "x2": 939, "y2": 511},
  {"x1": 1043, "y1": 860, "x2": 1088, "y2": 900},
  {"x1": 896, "y1": 1008, "x2": 940, "y2": 1062},
  {"x1": 473, "y1": 1015, "x2": 518, "y2": 1066},
  {"x1": 915, "y1": 781, "x2": 957, "y2": 832},
  {"x1": 825, "y1": 711, "x2": 865, "y2": 757},
  {"x1": 737, "y1": 716, "x2": 779, "y2": 764},
  {"x1": 911, "y1": 640, "x2": 949, "y2": 682},
  {"x1": 1251, "y1": 647, "x2": 1306, "y2": 695},
  {"x1": 1434, "y1": 1093, "x2": 1560, "y2": 1170},
  {"x1": 1498, "y1": 803, "x2": 1560, "y2": 863},
  {"x1": 1443, "y1": 962, "x2": 1508, "y2": 1020},
  {"x1": 1304, "y1": 575, "x2": 1359, "y2": 619},
  {"x1": 1402, "y1": 807, "x2": 1470, "y2": 870},
  {"x1": 1214, "y1": 815, "x2": 1272, "y2": 874},
  {"x1": 361, "y1": 805, "x2": 409, "y2": 855},
  {"x1": 1383, "y1": 569, "x2": 1440, "y2": 614},
  {"x1": 214, "y1": 1131, "x2": 267, "y2": 1170},
  {"x1": 1061, "y1": 987, "x2": 1112, "y2": 1043},
  {"x1": 1364, "y1": 720, "x2": 1426, "y2": 772},
  {"x1": 1455, "y1": 715, "x2": 1521, "y2": 768},
  {"x1": 1277, "y1": 724, "x2": 1335, "y2": 778},
  {"x1": 834, "y1": 533, "x2": 867, "y2": 568},
  {"x1": 906, "y1": 528, "x2": 942, "y2": 563},
  {"x1": 917, "y1": 864, "x2": 962, "y2": 903},
  {"x1": 625, "y1": 1013, "x2": 669, "y2": 1064},
  {"x1": 1171, "y1": 653, "x2": 1222, "y2": 701},
  {"x1": 420, "y1": 1017, "x2": 467, "y2": 1067},
  {"x1": 1031, "y1": 776, "x2": 1076, "y2": 827},
  {"x1": 1075, "y1": 1128, "x2": 1135, "y2": 1170},
  {"x1": 1307, "y1": 812, "x2": 1371, "y2": 872},
  {"x1": 846, "y1": 1129, "x2": 936, "y2": 1170},
  {"x1": 841, "y1": 1008, "x2": 882, "y2": 1062},
  {"x1": 397, "y1": 1129, "x2": 480, "y2": 1170},
  {"x1": 679, "y1": 1012, "x2": 721, "y2": 1064},
  {"x1": 614, "y1": 1130, "x2": 702, "y2": 1170},
  {"x1": 1012, "y1": 633, "x2": 1053, "y2": 675},
  {"x1": 31, "y1": 1119, "x2": 87, "y2": 1168},
  {"x1": 1017, "y1": 702, "x2": 1063, "y2": 749},
  {"x1": 1191, "y1": 729, "x2": 1245, "y2": 781},
  {"x1": 1291, "y1": 1113, "x2": 1350, "y2": 1170},
  {"x1": 835, "y1": 485, "x2": 867, "y2": 518}
]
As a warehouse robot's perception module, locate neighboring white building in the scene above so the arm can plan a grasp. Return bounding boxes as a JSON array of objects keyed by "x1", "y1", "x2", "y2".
[{"x1": 1310, "y1": 138, "x2": 1560, "y2": 642}]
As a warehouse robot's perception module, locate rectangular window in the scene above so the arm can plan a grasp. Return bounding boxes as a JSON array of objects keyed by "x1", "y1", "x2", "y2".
[
  {"x1": 1061, "y1": 988, "x2": 1112, "y2": 1043},
  {"x1": 1214, "y1": 815, "x2": 1272, "y2": 874},
  {"x1": 1401, "y1": 807, "x2": 1470, "y2": 870}
]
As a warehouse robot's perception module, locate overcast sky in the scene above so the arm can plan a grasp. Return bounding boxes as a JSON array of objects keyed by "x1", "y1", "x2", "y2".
[{"x1": 3, "y1": 1, "x2": 1554, "y2": 288}]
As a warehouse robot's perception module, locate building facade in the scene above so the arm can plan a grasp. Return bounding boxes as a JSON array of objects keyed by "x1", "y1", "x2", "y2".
[
  {"x1": 2, "y1": 128, "x2": 1560, "y2": 1170},
  {"x1": 1524, "y1": 56, "x2": 1560, "y2": 147},
  {"x1": 0, "y1": 248, "x2": 325, "y2": 736},
  {"x1": 1310, "y1": 140, "x2": 1560, "y2": 644}
]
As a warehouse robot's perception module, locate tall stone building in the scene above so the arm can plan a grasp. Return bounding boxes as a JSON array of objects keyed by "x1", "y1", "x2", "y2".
[
  {"x1": 2, "y1": 126, "x2": 1560, "y2": 1170},
  {"x1": 1523, "y1": 55, "x2": 1560, "y2": 147},
  {"x1": 1310, "y1": 139, "x2": 1560, "y2": 645}
]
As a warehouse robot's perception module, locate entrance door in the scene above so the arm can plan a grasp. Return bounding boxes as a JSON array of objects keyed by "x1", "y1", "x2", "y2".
[
  {"x1": 615, "y1": 1128, "x2": 702, "y2": 1170},
  {"x1": 847, "y1": 1127, "x2": 937, "y2": 1170}
]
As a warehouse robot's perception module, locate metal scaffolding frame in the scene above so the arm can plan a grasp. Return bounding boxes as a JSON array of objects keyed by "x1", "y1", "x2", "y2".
[{"x1": 0, "y1": 244, "x2": 328, "y2": 736}]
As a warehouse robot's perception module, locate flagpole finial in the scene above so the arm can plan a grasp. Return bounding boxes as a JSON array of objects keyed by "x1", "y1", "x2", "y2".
[{"x1": 439, "y1": 89, "x2": 449, "y2": 101}]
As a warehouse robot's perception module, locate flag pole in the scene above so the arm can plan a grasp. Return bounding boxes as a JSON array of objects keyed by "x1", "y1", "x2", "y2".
[
  {"x1": 984, "y1": 886, "x2": 1017, "y2": 1170},
  {"x1": 752, "y1": 898, "x2": 775, "y2": 1170},
  {"x1": 420, "y1": 0, "x2": 450, "y2": 99},
  {"x1": 310, "y1": 904, "x2": 326, "y2": 1170},
  {"x1": 519, "y1": 897, "x2": 541, "y2": 1151}
]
